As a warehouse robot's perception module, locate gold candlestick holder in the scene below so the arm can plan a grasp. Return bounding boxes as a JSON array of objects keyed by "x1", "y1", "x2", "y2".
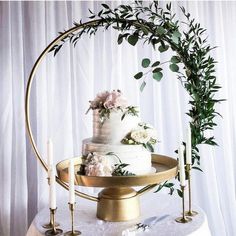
[
  {"x1": 45, "y1": 208, "x2": 63, "y2": 235},
  {"x1": 175, "y1": 185, "x2": 192, "y2": 223},
  {"x1": 64, "y1": 203, "x2": 81, "y2": 236},
  {"x1": 185, "y1": 164, "x2": 198, "y2": 217}
]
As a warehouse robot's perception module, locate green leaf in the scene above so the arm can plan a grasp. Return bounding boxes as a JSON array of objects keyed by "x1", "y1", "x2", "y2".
[
  {"x1": 117, "y1": 34, "x2": 123, "y2": 44},
  {"x1": 142, "y1": 58, "x2": 151, "y2": 68},
  {"x1": 134, "y1": 72, "x2": 143, "y2": 80},
  {"x1": 128, "y1": 34, "x2": 139, "y2": 46},
  {"x1": 152, "y1": 61, "x2": 160, "y2": 67},
  {"x1": 153, "y1": 71, "x2": 163, "y2": 81},
  {"x1": 164, "y1": 182, "x2": 174, "y2": 188},
  {"x1": 171, "y1": 56, "x2": 181, "y2": 63},
  {"x1": 177, "y1": 189, "x2": 183, "y2": 198},
  {"x1": 153, "y1": 67, "x2": 162, "y2": 73},
  {"x1": 158, "y1": 44, "x2": 169, "y2": 52},
  {"x1": 140, "y1": 81, "x2": 146, "y2": 92},
  {"x1": 156, "y1": 26, "x2": 166, "y2": 35},
  {"x1": 171, "y1": 31, "x2": 182, "y2": 44},
  {"x1": 101, "y1": 3, "x2": 110, "y2": 9},
  {"x1": 192, "y1": 166, "x2": 203, "y2": 172},
  {"x1": 146, "y1": 142, "x2": 154, "y2": 152},
  {"x1": 169, "y1": 64, "x2": 179, "y2": 72}
]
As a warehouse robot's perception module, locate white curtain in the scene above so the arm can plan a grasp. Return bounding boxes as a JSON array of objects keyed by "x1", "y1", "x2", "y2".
[{"x1": 0, "y1": 1, "x2": 236, "y2": 236}]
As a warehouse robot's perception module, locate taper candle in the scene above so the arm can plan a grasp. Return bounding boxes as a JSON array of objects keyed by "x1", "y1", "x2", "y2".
[
  {"x1": 47, "y1": 139, "x2": 53, "y2": 170},
  {"x1": 186, "y1": 125, "x2": 192, "y2": 165},
  {"x1": 69, "y1": 159, "x2": 75, "y2": 204},
  {"x1": 178, "y1": 144, "x2": 186, "y2": 186},
  {"x1": 49, "y1": 168, "x2": 57, "y2": 209}
]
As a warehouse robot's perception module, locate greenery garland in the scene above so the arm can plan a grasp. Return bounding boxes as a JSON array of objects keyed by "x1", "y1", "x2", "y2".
[{"x1": 50, "y1": 1, "x2": 223, "y2": 195}]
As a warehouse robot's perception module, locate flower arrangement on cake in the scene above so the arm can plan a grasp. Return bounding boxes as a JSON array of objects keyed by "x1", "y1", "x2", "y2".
[
  {"x1": 86, "y1": 89, "x2": 139, "y2": 122},
  {"x1": 79, "y1": 152, "x2": 135, "y2": 176},
  {"x1": 122, "y1": 122, "x2": 157, "y2": 152}
]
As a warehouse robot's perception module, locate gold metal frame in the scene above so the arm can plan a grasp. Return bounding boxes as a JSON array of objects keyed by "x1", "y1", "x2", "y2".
[{"x1": 25, "y1": 19, "x2": 178, "y2": 212}]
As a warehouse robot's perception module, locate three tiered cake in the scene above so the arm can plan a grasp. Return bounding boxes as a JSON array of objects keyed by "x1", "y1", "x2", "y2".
[{"x1": 81, "y1": 90, "x2": 157, "y2": 176}]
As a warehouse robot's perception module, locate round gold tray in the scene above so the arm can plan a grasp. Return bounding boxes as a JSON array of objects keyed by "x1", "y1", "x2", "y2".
[
  {"x1": 56, "y1": 154, "x2": 178, "y2": 187},
  {"x1": 56, "y1": 154, "x2": 177, "y2": 221}
]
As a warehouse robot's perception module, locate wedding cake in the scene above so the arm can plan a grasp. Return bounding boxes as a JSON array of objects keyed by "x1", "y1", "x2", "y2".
[{"x1": 81, "y1": 90, "x2": 157, "y2": 176}]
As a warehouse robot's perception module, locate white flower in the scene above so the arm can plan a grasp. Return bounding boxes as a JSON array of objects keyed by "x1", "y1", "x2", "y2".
[
  {"x1": 130, "y1": 129, "x2": 151, "y2": 144},
  {"x1": 85, "y1": 153, "x2": 112, "y2": 176}
]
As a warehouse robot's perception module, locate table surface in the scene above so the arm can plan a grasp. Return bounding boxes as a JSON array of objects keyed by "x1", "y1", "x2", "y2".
[{"x1": 27, "y1": 191, "x2": 211, "y2": 236}]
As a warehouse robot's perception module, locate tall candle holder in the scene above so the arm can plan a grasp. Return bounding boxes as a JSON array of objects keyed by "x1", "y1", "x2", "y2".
[
  {"x1": 64, "y1": 203, "x2": 81, "y2": 236},
  {"x1": 175, "y1": 185, "x2": 192, "y2": 223},
  {"x1": 45, "y1": 208, "x2": 63, "y2": 235},
  {"x1": 185, "y1": 164, "x2": 198, "y2": 217}
]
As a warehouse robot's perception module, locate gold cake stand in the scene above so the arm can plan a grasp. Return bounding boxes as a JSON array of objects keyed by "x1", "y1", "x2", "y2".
[{"x1": 56, "y1": 154, "x2": 177, "y2": 221}]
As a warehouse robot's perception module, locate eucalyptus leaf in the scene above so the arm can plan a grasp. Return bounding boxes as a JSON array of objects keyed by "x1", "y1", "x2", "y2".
[
  {"x1": 153, "y1": 71, "x2": 163, "y2": 81},
  {"x1": 128, "y1": 34, "x2": 138, "y2": 46},
  {"x1": 134, "y1": 72, "x2": 143, "y2": 80},
  {"x1": 169, "y1": 63, "x2": 179, "y2": 72},
  {"x1": 158, "y1": 45, "x2": 169, "y2": 52},
  {"x1": 171, "y1": 56, "x2": 181, "y2": 63},
  {"x1": 152, "y1": 61, "x2": 160, "y2": 67},
  {"x1": 142, "y1": 58, "x2": 151, "y2": 68},
  {"x1": 153, "y1": 67, "x2": 162, "y2": 73},
  {"x1": 140, "y1": 81, "x2": 146, "y2": 92}
]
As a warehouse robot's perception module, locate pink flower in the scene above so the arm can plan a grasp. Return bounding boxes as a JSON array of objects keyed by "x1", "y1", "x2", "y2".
[
  {"x1": 89, "y1": 91, "x2": 110, "y2": 109},
  {"x1": 103, "y1": 90, "x2": 128, "y2": 109},
  {"x1": 85, "y1": 153, "x2": 113, "y2": 176}
]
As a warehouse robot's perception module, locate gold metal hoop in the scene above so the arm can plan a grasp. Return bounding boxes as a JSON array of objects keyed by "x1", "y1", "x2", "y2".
[{"x1": 25, "y1": 19, "x2": 167, "y2": 202}]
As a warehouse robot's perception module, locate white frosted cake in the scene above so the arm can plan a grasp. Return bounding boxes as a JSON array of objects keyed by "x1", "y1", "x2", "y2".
[{"x1": 81, "y1": 90, "x2": 157, "y2": 176}]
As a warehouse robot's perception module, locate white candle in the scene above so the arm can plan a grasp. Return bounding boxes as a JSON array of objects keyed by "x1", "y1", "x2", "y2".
[
  {"x1": 47, "y1": 139, "x2": 53, "y2": 170},
  {"x1": 49, "y1": 168, "x2": 57, "y2": 209},
  {"x1": 69, "y1": 159, "x2": 75, "y2": 204},
  {"x1": 186, "y1": 124, "x2": 192, "y2": 165},
  {"x1": 178, "y1": 144, "x2": 186, "y2": 186}
]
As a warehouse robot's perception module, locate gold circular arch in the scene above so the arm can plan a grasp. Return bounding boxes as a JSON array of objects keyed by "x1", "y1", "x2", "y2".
[{"x1": 25, "y1": 19, "x2": 159, "y2": 202}]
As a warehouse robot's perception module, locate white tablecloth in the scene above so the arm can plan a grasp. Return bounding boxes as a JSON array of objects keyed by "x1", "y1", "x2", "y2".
[{"x1": 27, "y1": 192, "x2": 211, "y2": 236}]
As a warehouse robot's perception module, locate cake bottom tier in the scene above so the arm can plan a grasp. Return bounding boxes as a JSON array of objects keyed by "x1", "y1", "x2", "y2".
[{"x1": 82, "y1": 138, "x2": 152, "y2": 175}]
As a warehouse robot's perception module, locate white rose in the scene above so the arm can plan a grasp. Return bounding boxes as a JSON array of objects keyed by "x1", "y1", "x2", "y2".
[{"x1": 130, "y1": 129, "x2": 151, "y2": 144}]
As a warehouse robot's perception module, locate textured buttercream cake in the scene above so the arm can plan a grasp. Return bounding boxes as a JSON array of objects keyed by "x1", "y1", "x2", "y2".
[{"x1": 81, "y1": 90, "x2": 157, "y2": 176}]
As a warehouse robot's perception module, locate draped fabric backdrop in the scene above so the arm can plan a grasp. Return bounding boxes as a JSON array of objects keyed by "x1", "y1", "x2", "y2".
[{"x1": 0, "y1": 1, "x2": 236, "y2": 236}]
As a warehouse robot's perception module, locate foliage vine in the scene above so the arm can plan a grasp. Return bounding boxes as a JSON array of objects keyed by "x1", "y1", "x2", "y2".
[{"x1": 50, "y1": 1, "x2": 223, "y2": 196}]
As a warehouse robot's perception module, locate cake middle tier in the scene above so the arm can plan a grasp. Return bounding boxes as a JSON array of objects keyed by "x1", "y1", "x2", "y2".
[{"x1": 82, "y1": 138, "x2": 152, "y2": 175}]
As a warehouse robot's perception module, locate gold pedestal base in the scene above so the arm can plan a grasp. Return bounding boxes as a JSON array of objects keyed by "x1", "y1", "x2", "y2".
[
  {"x1": 175, "y1": 216, "x2": 192, "y2": 223},
  {"x1": 64, "y1": 230, "x2": 81, "y2": 236},
  {"x1": 45, "y1": 228, "x2": 63, "y2": 236},
  {"x1": 97, "y1": 187, "x2": 140, "y2": 221},
  {"x1": 185, "y1": 210, "x2": 198, "y2": 217}
]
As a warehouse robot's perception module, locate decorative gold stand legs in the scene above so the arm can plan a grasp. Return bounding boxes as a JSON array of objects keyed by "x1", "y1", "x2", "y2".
[
  {"x1": 64, "y1": 203, "x2": 81, "y2": 236},
  {"x1": 175, "y1": 186, "x2": 192, "y2": 223},
  {"x1": 185, "y1": 164, "x2": 198, "y2": 217},
  {"x1": 45, "y1": 208, "x2": 63, "y2": 235}
]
